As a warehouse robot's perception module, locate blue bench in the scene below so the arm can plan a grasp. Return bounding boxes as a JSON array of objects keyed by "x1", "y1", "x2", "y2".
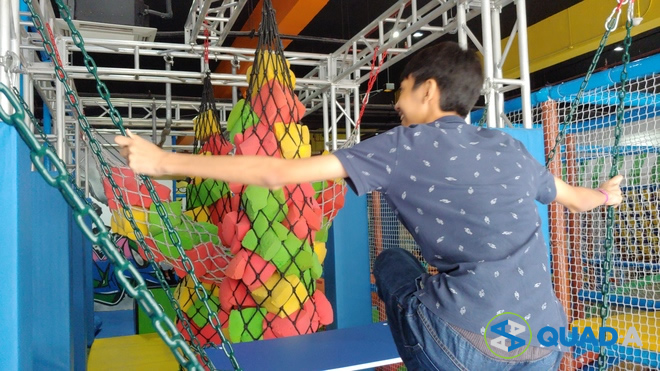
[{"x1": 207, "y1": 322, "x2": 402, "y2": 370}]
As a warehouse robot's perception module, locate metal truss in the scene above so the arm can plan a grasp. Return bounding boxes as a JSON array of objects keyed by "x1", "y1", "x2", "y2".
[
  {"x1": 78, "y1": 96, "x2": 233, "y2": 130},
  {"x1": 184, "y1": 0, "x2": 248, "y2": 46},
  {"x1": 11, "y1": 0, "x2": 534, "y2": 184},
  {"x1": 23, "y1": 35, "x2": 332, "y2": 89},
  {"x1": 300, "y1": 0, "x2": 532, "y2": 151}
]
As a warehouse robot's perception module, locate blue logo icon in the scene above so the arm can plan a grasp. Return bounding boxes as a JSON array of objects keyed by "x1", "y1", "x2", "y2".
[
  {"x1": 491, "y1": 319, "x2": 526, "y2": 352},
  {"x1": 484, "y1": 312, "x2": 532, "y2": 359}
]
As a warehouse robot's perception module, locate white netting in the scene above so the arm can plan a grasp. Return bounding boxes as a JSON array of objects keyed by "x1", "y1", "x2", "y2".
[
  {"x1": 368, "y1": 63, "x2": 659, "y2": 370},
  {"x1": 539, "y1": 71, "x2": 659, "y2": 370}
]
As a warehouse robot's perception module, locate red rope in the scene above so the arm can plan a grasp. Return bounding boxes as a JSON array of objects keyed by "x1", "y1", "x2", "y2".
[
  {"x1": 203, "y1": 21, "x2": 210, "y2": 66},
  {"x1": 616, "y1": 0, "x2": 624, "y2": 11},
  {"x1": 356, "y1": 47, "x2": 388, "y2": 128},
  {"x1": 45, "y1": 23, "x2": 65, "y2": 80}
]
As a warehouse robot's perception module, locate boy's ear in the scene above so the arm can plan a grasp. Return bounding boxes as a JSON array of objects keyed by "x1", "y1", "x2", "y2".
[{"x1": 422, "y1": 78, "x2": 439, "y2": 102}]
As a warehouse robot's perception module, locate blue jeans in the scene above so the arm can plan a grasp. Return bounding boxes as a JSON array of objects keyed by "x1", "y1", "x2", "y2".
[{"x1": 374, "y1": 248, "x2": 563, "y2": 371}]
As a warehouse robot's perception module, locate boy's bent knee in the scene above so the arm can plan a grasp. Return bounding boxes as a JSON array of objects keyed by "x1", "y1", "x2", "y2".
[{"x1": 374, "y1": 248, "x2": 404, "y2": 271}]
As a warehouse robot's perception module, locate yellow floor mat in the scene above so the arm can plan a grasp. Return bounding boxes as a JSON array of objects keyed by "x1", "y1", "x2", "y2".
[{"x1": 87, "y1": 333, "x2": 178, "y2": 371}]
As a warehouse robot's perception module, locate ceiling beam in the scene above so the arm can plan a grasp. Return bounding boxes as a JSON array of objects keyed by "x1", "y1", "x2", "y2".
[{"x1": 501, "y1": 0, "x2": 660, "y2": 78}]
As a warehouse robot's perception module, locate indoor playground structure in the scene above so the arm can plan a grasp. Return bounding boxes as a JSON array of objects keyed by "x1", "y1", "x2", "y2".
[{"x1": 1, "y1": 0, "x2": 659, "y2": 370}]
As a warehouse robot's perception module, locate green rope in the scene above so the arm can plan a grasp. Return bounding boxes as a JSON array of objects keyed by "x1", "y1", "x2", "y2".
[{"x1": 23, "y1": 0, "x2": 241, "y2": 368}]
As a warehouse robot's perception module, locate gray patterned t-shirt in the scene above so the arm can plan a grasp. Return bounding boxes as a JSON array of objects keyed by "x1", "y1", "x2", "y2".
[{"x1": 334, "y1": 115, "x2": 568, "y2": 348}]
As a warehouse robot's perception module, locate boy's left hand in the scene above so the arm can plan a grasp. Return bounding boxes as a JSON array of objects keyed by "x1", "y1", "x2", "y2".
[
  {"x1": 598, "y1": 175, "x2": 624, "y2": 207},
  {"x1": 115, "y1": 130, "x2": 169, "y2": 177}
]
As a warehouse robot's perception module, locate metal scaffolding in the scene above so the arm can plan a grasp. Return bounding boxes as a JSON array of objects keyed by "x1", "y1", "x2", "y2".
[
  {"x1": 5, "y1": 0, "x2": 533, "y2": 195},
  {"x1": 185, "y1": 0, "x2": 248, "y2": 46}
]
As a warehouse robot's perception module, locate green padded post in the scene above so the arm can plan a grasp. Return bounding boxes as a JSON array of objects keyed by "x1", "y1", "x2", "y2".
[{"x1": 136, "y1": 288, "x2": 177, "y2": 334}]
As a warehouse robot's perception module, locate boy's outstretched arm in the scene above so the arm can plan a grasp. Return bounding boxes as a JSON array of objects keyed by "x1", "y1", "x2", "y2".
[
  {"x1": 115, "y1": 130, "x2": 348, "y2": 189},
  {"x1": 553, "y1": 175, "x2": 624, "y2": 212}
]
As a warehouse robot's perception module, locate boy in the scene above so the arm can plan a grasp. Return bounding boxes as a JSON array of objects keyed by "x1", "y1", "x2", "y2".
[{"x1": 117, "y1": 42, "x2": 623, "y2": 370}]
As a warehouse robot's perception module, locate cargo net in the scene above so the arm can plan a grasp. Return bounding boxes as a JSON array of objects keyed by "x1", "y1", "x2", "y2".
[{"x1": 101, "y1": 0, "x2": 346, "y2": 347}]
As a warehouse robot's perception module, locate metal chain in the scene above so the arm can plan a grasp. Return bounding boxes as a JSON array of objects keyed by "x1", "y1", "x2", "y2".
[
  {"x1": 544, "y1": 26, "x2": 613, "y2": 166},
  {"x1": 477, "y1": 104, "x2": 488, "y2": 128},
  {"x1": 0, "y1": 82, "x2": 203, "y2": 370},
  {"x1": 10, "y1": 88, "x2": 214, "y2": 370},
  {"x1": 10, "y1": 86, "x2": 91, "y2": 206},
  {"x1": 16, "y1": 4, "x2": 209, "y2": 367},
  {"x1": 546, "y1": 0, "x2": 630, "y2": 166},
  {"x1": 543, "y1": 2, "x2": 632, "y2": 368},
  {"x1": 24, "y1": 1, "x2": 240, "y2": 369},
  {"x1": 598, "y1": 16, "x2": 632, "y2": 371}
]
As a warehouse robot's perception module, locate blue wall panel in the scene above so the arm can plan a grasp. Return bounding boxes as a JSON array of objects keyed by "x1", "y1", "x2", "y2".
[
  {"x1": 499, "y1": 128, "x2": 552, "y2": 261},
  {"x1": 0, "y1": 125, "x2": 20, "y2": 370},
  {"x1": 0, "y1": 124, "x2": 90, "y2": 370},
  {"x1": 325, "y1": 188, "x2": 372, "y2": 330}
]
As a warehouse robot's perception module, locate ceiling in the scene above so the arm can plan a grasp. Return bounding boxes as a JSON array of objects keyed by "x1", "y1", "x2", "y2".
[{"x1": 53, "y1": 0, "x2": 659, "y2": 132}]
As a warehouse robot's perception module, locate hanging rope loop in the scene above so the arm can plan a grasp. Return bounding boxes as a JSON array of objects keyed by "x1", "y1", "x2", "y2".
[{"x1": 356, "y1": 47, "x2": 388, "y2": 128}]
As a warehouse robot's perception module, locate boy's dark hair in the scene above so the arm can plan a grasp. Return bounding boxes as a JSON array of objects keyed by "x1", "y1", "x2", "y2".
[{"x1": 401, "y1": 41, "x2": 483, "y2": 117}]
